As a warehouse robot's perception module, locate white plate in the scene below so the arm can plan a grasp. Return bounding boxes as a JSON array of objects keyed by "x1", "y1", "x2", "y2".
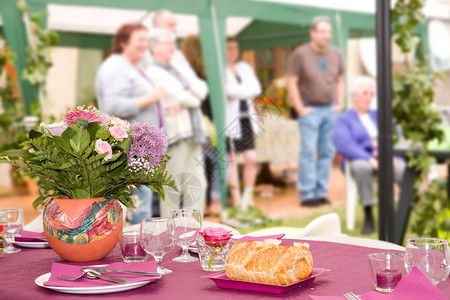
[
  {"x1": 35, "y1": 273, "x2": 152, "y2": 294},
  {"x1": 14, "y1": 241, "x2": 49, "y2": 249},
  {"x1": 188, "y1": 246, "x2": 198, "y2": 253}
]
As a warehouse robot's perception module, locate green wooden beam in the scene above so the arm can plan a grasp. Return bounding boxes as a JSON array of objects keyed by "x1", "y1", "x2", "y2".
[
  {"x1": 198, "y1": 1, "x2": 228, "y2": 208},
  {"x1": 0, "y1": 0, "x2": 38, "y2": 115},
  {"x1": 57, "y1": 32, "x2": 113, "y2": 50}
]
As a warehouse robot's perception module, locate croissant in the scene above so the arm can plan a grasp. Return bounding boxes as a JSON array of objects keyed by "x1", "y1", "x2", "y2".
[{"x1": 225, "y1": 241, "x2": 313, "y2": 285}]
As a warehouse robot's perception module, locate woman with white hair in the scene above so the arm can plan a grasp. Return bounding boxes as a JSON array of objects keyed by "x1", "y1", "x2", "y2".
[
  {"x1": 145, "y1": 28, "x2": 207, "y2": 218},
  {"x1": 332, "y1": 76, "x2": 404, "y2": 234}
]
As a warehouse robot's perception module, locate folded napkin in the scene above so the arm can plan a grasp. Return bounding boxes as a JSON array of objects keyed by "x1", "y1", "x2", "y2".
[
  {"x1": 15, "y1": 231, "x2": 46, "y2": 242},
  {"x1": 44, "y1": 261, "x2": 158, "y2": 287},
  {"x1": 309, "y1": 267, "x2": 448, "y2": 300},
  {"x1": 362, "y1": 267, "x2": 448, "y2": 300},
  {"x1": 234, "y1": 233, "x2": 286, "y2": 242}
]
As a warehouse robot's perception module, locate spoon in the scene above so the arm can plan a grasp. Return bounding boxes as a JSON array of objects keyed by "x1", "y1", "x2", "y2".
[{"x1": 84, "y1": 269, "x2": 134, "y2": 284}]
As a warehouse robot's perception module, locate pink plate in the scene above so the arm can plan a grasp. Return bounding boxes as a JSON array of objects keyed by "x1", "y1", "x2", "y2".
[{"x1": 205, "y1": 268, "x2": 328, "y2": 294}]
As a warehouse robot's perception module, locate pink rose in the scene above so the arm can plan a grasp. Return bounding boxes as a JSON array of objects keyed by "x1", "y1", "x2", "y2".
[
  {"x1": 95, "y1": 139, "x2": 112, "y2": 160},
  {"x1": 109, "y1": 125, "x2": 128, "y2": 141},
  {"x1": 201, "y1": 227, "x2": 232, "y2": 248}
]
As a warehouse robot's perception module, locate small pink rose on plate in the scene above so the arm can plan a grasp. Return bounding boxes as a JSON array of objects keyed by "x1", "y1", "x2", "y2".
[{"x1": 201, "y1": 227, "x2": 232, "y2": 248}]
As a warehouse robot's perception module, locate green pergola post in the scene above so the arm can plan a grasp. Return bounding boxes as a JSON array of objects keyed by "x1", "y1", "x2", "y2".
[
  {"x1": 0, "y1": 0, "x2": 38, "y2": 115},
  {"x1": 198, "y1": 1, "x2": 228, "y2": 208}
]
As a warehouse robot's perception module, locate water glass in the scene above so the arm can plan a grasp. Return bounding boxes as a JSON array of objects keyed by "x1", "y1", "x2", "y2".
[
  {"x1": 169, "y1": 209, "x2": 201, "y2": 262},
  {"x1": 0, "y1": 208, "x2": 24, "y2": 253},
  {"x1": 367, "y1": 252, "x2": 405, "y2": 292},
  {"x1": 118, "y1": 231, "x2": 148, "y2": 263},
  {"x1": 140, "y1": 217, "x2": 175, "y2": 275},
  {"x1": 405, "y1": 238, "x2": 450, "y2": 285},
  {"x1": 196, "y1": 235, "x2": 233, "y2": 271}
]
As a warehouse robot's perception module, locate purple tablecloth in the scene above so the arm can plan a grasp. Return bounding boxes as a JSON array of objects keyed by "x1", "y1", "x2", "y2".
[{"x1": 1, "y1": 239, "x2": 449, "y2": 299}]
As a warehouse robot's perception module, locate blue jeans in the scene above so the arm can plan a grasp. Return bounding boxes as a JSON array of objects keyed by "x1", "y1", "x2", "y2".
[
  {"x1": 128, "y1": 186, "x2": 153, "y2": 224},
  {"x1": 297, "y1": 104, "x2": 337, "y2": 202}
]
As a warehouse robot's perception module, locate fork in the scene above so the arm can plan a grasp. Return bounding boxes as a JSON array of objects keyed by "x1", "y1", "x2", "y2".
[
  {"x1": 343, "y1": 292, "x2": 361, "y2": 300},
  {"x1": 57, "y1": 272, "x2": 86, "y2": 281}
]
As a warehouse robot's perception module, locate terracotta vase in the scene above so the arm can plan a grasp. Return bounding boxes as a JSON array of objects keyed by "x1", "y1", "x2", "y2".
[{"x1": 43, "y1": 197, "x2": 123, "y2": 262}]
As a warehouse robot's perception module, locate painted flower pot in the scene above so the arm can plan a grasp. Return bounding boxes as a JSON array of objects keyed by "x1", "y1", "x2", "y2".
[{"x1": 43, "y1": 197, "x2": 123, "y2": 262}]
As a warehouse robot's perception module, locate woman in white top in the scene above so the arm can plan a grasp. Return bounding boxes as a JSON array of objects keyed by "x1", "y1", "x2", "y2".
[{"x1": 225, "y1": 37, "x2": 262, "y2": 208}]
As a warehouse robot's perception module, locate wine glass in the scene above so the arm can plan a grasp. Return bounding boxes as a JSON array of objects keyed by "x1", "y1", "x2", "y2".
[
  {"x1": 140, "y1": 217, "x2": 175, "y2": 275},
  {"x1": 405, "y1": 238, "x2": 450, "y2": 285},
  {"x1": 169, "y1": 209, "x2": 202, "y2": 262},
  {"x1": 0, "y1": 208, "x2": 24, "y2": 253}
]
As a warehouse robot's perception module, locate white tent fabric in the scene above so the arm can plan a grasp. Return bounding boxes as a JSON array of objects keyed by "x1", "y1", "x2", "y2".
[{"x1": 47, "y1": 4, "x2": 252, "y2": 38}]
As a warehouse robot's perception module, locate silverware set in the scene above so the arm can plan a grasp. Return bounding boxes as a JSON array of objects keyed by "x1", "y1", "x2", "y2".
[{"x1": 57, "y1": 267, "x2": 162, "y2": 284}]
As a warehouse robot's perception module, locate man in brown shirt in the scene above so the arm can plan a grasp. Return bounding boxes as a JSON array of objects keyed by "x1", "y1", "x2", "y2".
[{"x1": 287, "y1": 16, "x2": 345, "y2": 207}]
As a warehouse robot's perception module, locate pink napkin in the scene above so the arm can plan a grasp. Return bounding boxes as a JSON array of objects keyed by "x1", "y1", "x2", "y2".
[
  {"x1": 309, "y1": 267, "x2": 448, "y2": 300},
  {"x1": 362, "y1": 267, "x2": 448, "y2": 300},
  {"x1": 15, "y1": 231, "x2": 46, "y2": 242},
  {"x1": 44, "y1": 261, "x2": 158, "y2": 287},
  {"x1": 234, "y1": 233, "x2": 286, "y2": 242}
]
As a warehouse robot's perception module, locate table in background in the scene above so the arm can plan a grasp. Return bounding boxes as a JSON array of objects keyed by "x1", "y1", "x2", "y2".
[
  {"x1": 1, "y1": 238, "x2": 449, "y2": 299},
  {"x1": 393, "y1": 148, "x2": 450, "y2": 245}
]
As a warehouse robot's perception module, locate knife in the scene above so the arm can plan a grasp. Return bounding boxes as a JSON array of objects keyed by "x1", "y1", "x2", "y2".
[{"x1": 81, "y1": 267, "x2": 162, "y2": 277}]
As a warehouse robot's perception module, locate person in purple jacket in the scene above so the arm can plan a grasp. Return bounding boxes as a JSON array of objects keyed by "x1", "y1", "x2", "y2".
[{"x1": 332, "y1": 76, "x2": 404, "y2": 234}]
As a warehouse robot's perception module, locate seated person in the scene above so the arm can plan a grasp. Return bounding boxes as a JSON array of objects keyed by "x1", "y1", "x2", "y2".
[{"x1": 332, "y1": 76, "x2": 404, "y2": 234}]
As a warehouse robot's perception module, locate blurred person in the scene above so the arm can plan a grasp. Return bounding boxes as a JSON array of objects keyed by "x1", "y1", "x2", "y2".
[
  {"x1": 287, "y1": 16, "x2": 345, "y2": 207},
  {"x1": 181, "y1": 34, "x2": 222, "y2": 216},
  {"x1": 95, "y1": 22, "x2": 166, "y2": 224},
  {"x1": 146, "y1": 28, "x2": 207, "y2": 217},
  {"x1": 332, "y1": 76, "x2": 405, "y2": 234},
  {"x1": 225, "y1": 37, "x2": 262, "y2": 209}
]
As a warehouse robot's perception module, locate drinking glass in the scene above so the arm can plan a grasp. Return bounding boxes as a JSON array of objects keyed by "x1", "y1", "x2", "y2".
[
  {"x1": 405, "y1": 238, "x2": 450, "y2": 285},
  {"x1": 0, "y1": 208, "x2": 24, "y2": 253},
  {"x1": 140, "y1": 217, "x2": 175, "y2": 275},
  {"x1": 169, "y1": 209, "x2": 202, "y2": 262},
  {"x1": 367, "y1": 252, "x2": 405, "y2": 292}
]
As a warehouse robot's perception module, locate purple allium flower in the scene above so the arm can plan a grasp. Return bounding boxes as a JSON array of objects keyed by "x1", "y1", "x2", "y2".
[{"x1": 128, "y1": 121, "x2": 168, "y2": 172}]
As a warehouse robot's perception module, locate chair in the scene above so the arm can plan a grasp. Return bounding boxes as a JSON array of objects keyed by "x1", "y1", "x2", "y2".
[
  {"x1": 345, "y1": 161, "x2": 358, "y2": 231},
  {"x1": 299, "y1": 212, "x2": 341, "y2": 237},
  {"x1": 245, "y1": 213, "x2": 342, "y2": 238},
  {"x1": 24, "y1": 212, "x2": 44, "y2": 232}
]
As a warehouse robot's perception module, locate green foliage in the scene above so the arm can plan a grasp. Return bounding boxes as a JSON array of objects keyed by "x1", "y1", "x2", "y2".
[
  {"x1": 0, "y1": 39, "x2": 28, "y2": 153},
  {"x1": 411, "y1": 179, "x2": 450, "y2": 240},
  {"x1": 221, "y1": 205, "x2": 281, "y2": 229},
  {"x1": 17, "y1": 0, "x2": 59, "y2": 114},
  {"x1": 0, "y1": 115, "x2": 176, "y2": 209},
  {"x1": 392, "y1": 0, "x2": 449, "y2": 239}
]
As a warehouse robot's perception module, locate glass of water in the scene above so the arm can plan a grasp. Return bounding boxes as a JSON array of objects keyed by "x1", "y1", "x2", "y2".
[
  {"x1": 0, "y1": 208, "x2": 24, "y2": 253},
  {"x1": 405, "y1": 238, "x2": 450, "y2": 285}
]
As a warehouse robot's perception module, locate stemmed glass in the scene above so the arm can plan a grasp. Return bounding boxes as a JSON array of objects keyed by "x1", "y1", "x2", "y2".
[
  {"x1": 140, "y1": 217, "x2": 175, "y2": 275},
  {"x1": 0, "y1": 208, "x2": 24, "y2": 253},
  {"x1": 405, "y1": 238, "x2": 450, "y2": 285},
  {"x1": 169, "y1": 209, "x2": 202, "y2": 262}
]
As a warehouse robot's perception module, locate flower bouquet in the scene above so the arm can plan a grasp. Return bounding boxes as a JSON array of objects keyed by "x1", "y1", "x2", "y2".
[
  {"x1": 0, "y1": 106, "x2": 175, "y2": 208},
  {"x1": 0, "y1": 106, "x2": 175, "y2": 261},
  {"x1": 196, "y1": 227, "x2": 233, "y2": 271}
]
